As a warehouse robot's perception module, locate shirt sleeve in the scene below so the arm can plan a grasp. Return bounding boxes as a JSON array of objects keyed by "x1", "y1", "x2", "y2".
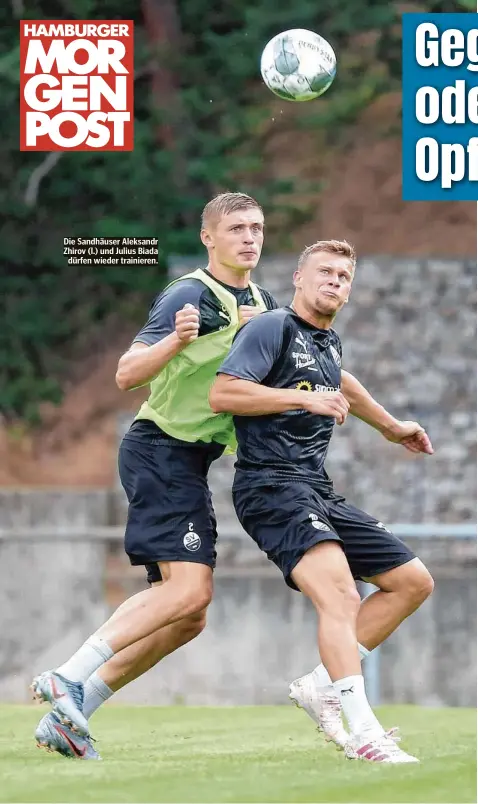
[
  {"x1": 257, "y1": 286, "x2": 280, "y2": 310},
  {"x1": 133, "y1": 280, "x2": 205, "y2": 346},
  {"x1": 218, "y1": 312, "x2": 284, "y2": 383}
]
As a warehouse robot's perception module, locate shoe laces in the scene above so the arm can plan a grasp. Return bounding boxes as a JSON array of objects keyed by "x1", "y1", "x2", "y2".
[
  {"x1": 322, "y1": 695, "x2": 342, "y2": 710},
  {"x1": 386, "y1": 726, "x2": 401, "y2": 743},
  {"x1": 319, "y1": 696, "x2": 345, "y2": 729},
  {"x1": 59, "y1": 675, "x2": 85, "y2": 713},
  {"x1": 374, "y1": 733, "x2": 406, "y2": 757}
]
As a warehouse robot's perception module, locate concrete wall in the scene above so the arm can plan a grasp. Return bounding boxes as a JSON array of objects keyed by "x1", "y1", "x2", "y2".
[{"x1": 0, "y1": 511, "x2": 475, "y2": 707}]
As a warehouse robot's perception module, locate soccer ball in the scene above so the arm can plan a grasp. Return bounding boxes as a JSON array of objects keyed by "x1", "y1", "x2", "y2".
[{"x1": 260, "y1": 29, "x2": 336, "y2": 102}]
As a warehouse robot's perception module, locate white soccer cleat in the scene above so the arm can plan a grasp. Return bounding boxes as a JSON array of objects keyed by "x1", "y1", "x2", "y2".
[
  {"x1": 344, "y1": 731, "x2": 420, "y2": 763},
  {"x1": 289, "y1": 674, "x2": 349, "y2": 749}
]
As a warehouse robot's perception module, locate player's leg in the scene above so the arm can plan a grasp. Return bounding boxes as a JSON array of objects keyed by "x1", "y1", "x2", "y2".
[
  {"x1": 35, "y1": 576, "x2": 208, "y2": 758},
  {"x1": 32, "y1": 437, "x2": 218, "y2": 736},
  {"x1": 94, "y1": 609, "x2": 207, "y2": 694},
  {"x1": 99, "y1": 612, "x2": 207, "y2": 690},
  {"x1": 294, "y1": 499, "x2": 427, "y2": 761},
  {"x1": 82, "y1": 498, "x2": 217, "y2": 707},
  {"x1": 80, "y1": 486, "x2": 220, "y2": 717},
  {"x1": 355, "y1": 559, "x2": 434, "y2": 649},
  {"x1": 291, "y1": 536, "x2": 419, "y2": 762},
  {"x1": 290, "y1": 540, "x2": 386, "y2": 740},
  {"x1": 32, "y1": 568, "x2": 212, "y2": 734},
  {"x1": 299, "y1": 502, "x2": 433, "y2": 677},
  {"x1": 234, "y1": 482, "x2": 376, "y2": 749},
  {"x1": 291, "y1": 542, "x2": 362, "y2": 680},
  {"x1": 83, "y1": 571, "x2": 207, "y2": 715},
  {"x1": 316, "y1": 501, "x2": 433, "y2": 658}
]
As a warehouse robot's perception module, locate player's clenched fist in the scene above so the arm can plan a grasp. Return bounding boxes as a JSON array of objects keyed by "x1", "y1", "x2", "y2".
[
  {"x1": 238, "y1": 305, "x2": 262, "y2": 328},
  {"x1": 175, "y1": 304, "x2": 200, "y2": 343},
  {"x1": 302, "y1": 391, "x2": 350, "y2": 425}
]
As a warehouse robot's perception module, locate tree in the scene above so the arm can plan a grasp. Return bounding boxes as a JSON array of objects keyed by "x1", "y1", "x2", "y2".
[{"x1": 2, "y1": 0, "x2": 445, "y2": 421}]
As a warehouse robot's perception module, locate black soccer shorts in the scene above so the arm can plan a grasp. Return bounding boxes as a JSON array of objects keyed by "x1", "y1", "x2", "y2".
[
  {"x1": 233, "y1": 480, "x2": 416, "y2": 590},
  {"x1": 118, "y1": 430, "x2": 224, "y2": 584}
]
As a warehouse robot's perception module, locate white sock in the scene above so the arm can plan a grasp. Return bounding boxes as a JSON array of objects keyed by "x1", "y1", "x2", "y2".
[
  {"x1": 311, "y1": 643, "x2": 370, "y2": 687},
  {"x1": 83, "y1": 671, "x2": 114, "y2": 719},
  {"x1": 56, "y1": 635, "x2": 115, "y2": 684},
  {"x1": 332, "y1": 674, "x2": 383, "y2": 738}
]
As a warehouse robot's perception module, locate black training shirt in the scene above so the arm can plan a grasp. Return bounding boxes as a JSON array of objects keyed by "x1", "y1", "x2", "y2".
[{"x1": 218, "y1": 306, "x2": 343, "y2": 493}]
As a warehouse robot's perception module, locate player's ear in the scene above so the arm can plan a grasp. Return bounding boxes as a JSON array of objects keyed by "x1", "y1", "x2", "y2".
[
  {"x1": 293, "y1": 269, "x2": 302, "y2": 289},
  {"x1": 200, "y1": 228, "x2": 214, "y2": 248}
]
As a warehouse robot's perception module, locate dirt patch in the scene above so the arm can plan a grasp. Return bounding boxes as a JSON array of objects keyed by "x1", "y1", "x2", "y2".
[{"x1": 0, "y1": 345, "x2": 146, "y2": 487}]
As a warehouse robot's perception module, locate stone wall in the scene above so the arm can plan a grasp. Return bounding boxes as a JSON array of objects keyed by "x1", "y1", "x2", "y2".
[{"x1": 185, "y1": 255, "x2": 476, "y2": 525}]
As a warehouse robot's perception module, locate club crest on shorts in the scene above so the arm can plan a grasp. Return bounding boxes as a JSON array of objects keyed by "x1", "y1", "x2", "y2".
[
  {"x1": 308, "y1": 513, "x2": 330, "y2": 531},
  {"x1": 330, "y1": 345, "x2": 341, "y2": 367},
  {"x1": 183, "y1": 522, "x2": 201, "y2": 551}
]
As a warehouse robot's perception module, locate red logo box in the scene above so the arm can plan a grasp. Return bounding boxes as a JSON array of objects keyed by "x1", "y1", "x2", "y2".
[{"x1": 20, "y1": 20, "x2": 134, "y2": 151}]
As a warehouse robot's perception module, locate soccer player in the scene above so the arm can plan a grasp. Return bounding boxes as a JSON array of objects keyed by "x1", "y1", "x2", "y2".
[
  {"x1": 209, "y1": 239, "x2": 434, "y2": 764},
  {"x1": 32, "y1": 210, "x2": 428, "y2": 760},
  {"x1": 32, "y1": 191, "x2": 275, "y2": 757}
]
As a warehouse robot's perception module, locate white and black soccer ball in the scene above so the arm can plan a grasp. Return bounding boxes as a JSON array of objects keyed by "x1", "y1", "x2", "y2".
[{"x1": 260, "y1": 29, "x2": 336, "y2": 102}]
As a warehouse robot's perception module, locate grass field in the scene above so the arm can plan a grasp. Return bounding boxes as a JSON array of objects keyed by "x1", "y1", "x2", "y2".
[{"x1": 0, "y1": 704, "x2": 475, "y2": 803}]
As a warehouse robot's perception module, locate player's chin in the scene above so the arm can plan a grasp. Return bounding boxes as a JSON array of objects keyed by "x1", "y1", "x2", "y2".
[
  {"x1": 314, "y1": 299, "x2": 339, "y2": 316},
  {"x1": 236, "y1": 253, "x2": 259, "y2": 269}
]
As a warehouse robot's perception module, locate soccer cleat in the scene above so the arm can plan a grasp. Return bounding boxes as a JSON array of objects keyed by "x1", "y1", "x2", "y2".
[
  {"x1": 35, "y1": 712, "x2": 101, "y2": 760},
  {"x1": 30, "y1": 671, "x2": 89, "y2": 737},
  {"x1": 289, "y1": 675, "x2": 349, "y2": 749},
  {"x1": 344, "y1": 731, "x2": 420, "y2": 763},
  {"x1": 386, "y1": 726, "x2": 401, "y2": 742}
]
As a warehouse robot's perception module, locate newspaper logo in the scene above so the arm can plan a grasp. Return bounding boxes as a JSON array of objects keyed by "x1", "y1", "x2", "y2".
[{"x1": 20, "y1": 20, "x2": 134, "y2": 151}]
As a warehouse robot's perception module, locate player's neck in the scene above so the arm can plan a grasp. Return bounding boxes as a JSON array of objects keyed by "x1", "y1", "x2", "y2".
[
  {"x1": 205, "y1": 261, "x2": 250, "y2": 289},
  {"x1": 291, "y1": 299, "x2": 334, "y2": 330}
]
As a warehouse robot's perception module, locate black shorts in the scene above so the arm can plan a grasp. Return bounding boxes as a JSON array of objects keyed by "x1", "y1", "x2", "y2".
[
  {"x1": 118, "y1": 428, "x2": 224, "y2": 583},
  {"x1": 233, "y1": 481, "x2": 416, "y2": 591}
]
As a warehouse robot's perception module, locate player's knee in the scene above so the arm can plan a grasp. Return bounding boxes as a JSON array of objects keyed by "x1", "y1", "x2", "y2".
[
  {"x1": 403, "y1": 562, "x2": 434, "y2": 607},
  {"x1": 181, "y1": 609, "x2": 207, "y2": 640},
  {"x1": 178, "y1": 582, "x2": 213, "y2": 616},
  {"x1": 314, "y1": 581, "x2": 361, "y2": 621},
  {"x1": 339, "y1": 583, "x2": 362, "y2": 618}
]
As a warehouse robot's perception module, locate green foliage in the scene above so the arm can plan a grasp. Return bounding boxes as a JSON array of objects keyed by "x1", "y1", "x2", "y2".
[{"x1": 0, "y1": 0, "x2": 443, "y2": 421}]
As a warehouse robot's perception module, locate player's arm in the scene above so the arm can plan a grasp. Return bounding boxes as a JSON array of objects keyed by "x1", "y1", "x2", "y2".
[
  {"x1": 116, "y1": 289, "x2": 201, "y2": 390},
  {"x1": 341, "y1": 369, "x2": 401, "y2": 435},
  {"x1": 341, "y1": 369, "x2": 433, "y2": 454},
  {"x1": 116, "y1": 329, "x2": 188, "y2": 391},
  {"x1": 211, "y1": 376, "x2": 348, "y2": 422},
  {"x1": 210, "y1": 316, "x2": 349, "y2": 423}
]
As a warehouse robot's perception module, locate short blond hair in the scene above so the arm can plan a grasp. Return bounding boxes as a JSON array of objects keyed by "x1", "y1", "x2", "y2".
[
  {"x1": 298, "y1": 239, "x2": 356, "y2": 270},
  {"x1": 201, "y1": 192, "x2": 263, "y2": 229}
]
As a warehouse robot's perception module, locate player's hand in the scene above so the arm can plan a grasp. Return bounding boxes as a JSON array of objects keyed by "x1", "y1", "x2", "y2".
[
  {"x1": 383, "y1": 420, "x2": 434, "y2": 455},
  {"x1": 175, "y1": 304, "x2": 200, "y2": 344},
  {"x1": 302, "y1": 391, "x2": 350, "y2": 425},
  {"x1": 238, "y1": 305, "x2": 262, "y2": 328}
]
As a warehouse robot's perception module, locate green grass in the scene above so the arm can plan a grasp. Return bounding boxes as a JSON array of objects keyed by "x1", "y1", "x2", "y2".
[{"x1": 0, "y1": 705, "x2": 475, "y2": 803}]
